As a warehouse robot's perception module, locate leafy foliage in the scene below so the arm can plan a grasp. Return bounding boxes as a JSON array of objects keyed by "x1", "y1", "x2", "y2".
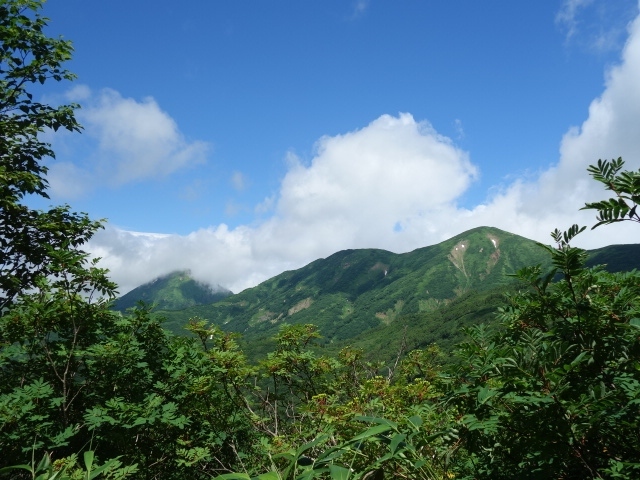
[
  {"x1": 0, "y1": 2, "x2": 255, "y2": 477},
  {"x1": 0, "y1": 449, "x2": 137, "y2": 480},
  {"x1": 583, "y1": 157, "x2": 640, "y2": 228},
  {"x1": 2, "y1": 2, "x2": 640, "y2": 478},
  {"x1": 215, "y1": 414, "x2": 452, "y2": 480},
  {"x1": 0, "y1": 0, "x2": 90, "y2": 311},
  {"x1": 221, "y1": 323, "x2": 456, "y2": 479},
  {"x1": 449, "y1": 219, "x2": 640, "y2": 478}
]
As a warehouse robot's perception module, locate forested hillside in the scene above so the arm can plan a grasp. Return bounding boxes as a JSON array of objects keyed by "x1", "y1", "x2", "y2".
[{"x1": 2, "y1": 2, "x2": 640, "y2": 479}]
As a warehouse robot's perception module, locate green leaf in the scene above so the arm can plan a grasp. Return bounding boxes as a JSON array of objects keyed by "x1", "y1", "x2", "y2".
[
  {"x1": 347, "y1": 424, "x2": 393, "y2": 443},
  {"x1": 36, "y1": 453, "x2": 51, "y2": 473},
  {"x1": 0, "y1": 464, "x2": 33, "y2": 474},
  {"x1": 390, "y1": 433, "x2": 407, "y2": 454},
  {"x1": 83, "y1": 450, "x2": 95, "y2": 473},
  {"x1": 478, "y1": 386, "x2": 497, "y2": 405},
  {"x1": 213, "y1": 474, "x2": 251, "y2": 480},
  {"x1": 353, "y1": 416, "x2": 398, "y2": 428},
  {"x1": 328, "y1": 465, "x2": 350, "y2": 480},
  {"x1": 407, "y1": 415, "x2": 422, "y2": 428},
  {"x1": 295, "y1": 434, "x2": 329, "y2": 458},
  {"x1": 256, "y1": 472, "x2": 280, "y2": 480}
]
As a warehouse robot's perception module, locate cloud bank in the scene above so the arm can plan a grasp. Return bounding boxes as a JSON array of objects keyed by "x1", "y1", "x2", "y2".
[{"x1": 88, "y1": 7, "x2": 640, "y2": 295}]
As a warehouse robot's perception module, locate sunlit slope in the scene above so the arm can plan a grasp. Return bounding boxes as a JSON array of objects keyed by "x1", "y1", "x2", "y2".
[
  {"x1": 336, "y1": 239, "x2": 640, "y2": 363},
  {"x1": 159, "y1": 226, "x2": 551, "y2": 339}
]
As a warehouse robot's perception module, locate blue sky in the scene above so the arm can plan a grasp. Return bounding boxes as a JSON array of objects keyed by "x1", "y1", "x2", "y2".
[{"x1": 34, "y1": 0, "x2": 640, "y2": 293}]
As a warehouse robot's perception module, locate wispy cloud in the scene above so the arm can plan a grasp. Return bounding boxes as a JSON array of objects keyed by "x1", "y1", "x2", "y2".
[
  {"x1": 453, "y1": 119, "x2": 465, "y2": 140},
  {"x1": 556, "y1": 0, "x2": 594, "y2": 41},
  {"x1": 47, "y1": 87, "x2": 209, "y2": 198},
  {"x1": 556, "y1": 0, "x2": 638, "y2": 52},
  {"x1": 230, "y1": 171, "x2": 246, "y2": 191},
  {"x1": 350, "y1": 0, "x2": 370, "y2": 19}
]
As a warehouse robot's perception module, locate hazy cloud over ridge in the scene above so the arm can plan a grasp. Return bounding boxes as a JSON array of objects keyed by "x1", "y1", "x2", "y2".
[
  {"x1": 89, "y1": 7, "x2": 640, "y2": 295},
  {"x1": 91, "y1": 113, "x2": 476, "y2": 293}
]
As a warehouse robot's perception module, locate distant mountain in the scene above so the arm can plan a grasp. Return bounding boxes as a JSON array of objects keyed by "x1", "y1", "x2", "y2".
[
  {"x1": 158, "y1": 227, "x2": 549, "y2": 337},
  {"x1": 113, "y1": 270, "x2": 232, "y2": 312},
  {"x1": 585, "y1": 243, "x2": 640, "y2": 272},
  {"x1": 148, "y1": 227, "x2": 640, "y2": 362}
]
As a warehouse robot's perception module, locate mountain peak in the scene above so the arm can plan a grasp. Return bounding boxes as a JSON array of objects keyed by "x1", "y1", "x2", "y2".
[{"x1": 113, "y1": 270, "x2": 231, "y2": 312}]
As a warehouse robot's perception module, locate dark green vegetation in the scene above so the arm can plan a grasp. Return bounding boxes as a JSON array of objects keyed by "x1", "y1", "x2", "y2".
[
  {"x1": 586, "y1": 243, "x2": 640, "y2": 271},
  {"x1": 2, "y1": 2, "x2": 640, "y2": 479},
  {"x1": 113, "y1": 270, "x2": 231, "y2": 312}
]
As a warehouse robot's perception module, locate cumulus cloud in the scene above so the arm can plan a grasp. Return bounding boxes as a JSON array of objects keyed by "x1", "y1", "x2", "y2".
[
  {"x1": 48, "y1": 87, "x2": 209, "y2": 197},
  {"x1": 90, "y1": 7, "x2": 640, "y2": 295},
  {"x1": 91, "y1": 113, "x2": 476, "y2": 293},
  {"x1": 266, "y1": 114, "x2": 476, "y2": 253},
  {"x1": 91, "y1": 224, "x2": 260, "y2": 295}
]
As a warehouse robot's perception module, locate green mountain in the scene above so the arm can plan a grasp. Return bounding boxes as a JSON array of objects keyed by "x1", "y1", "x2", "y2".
[
  {"x1": 149, "y1": 227, "x2": 639, "y2": 361},
  {"x1": 585, "y1": 243, "x2": 640, "y2": 271},
  {"x1": 158, "y1": 227, "x2": 547, "y2": 336},
  {"x1": 113, "y1": 270, "x2": 232, "y2": 312},
  {"x1": 349, "y1": 241, "x2": 640, "y2": 362}
]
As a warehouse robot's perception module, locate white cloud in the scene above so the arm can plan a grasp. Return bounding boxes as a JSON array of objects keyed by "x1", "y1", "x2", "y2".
[
  {"x1": 65, "y1": 84, "x2": 92, "y2": 102},
  {"x1": 48, "y1": 87, "x2": 209, "y2": 197},
  {"x1": 91, "y1": 113, "x2": 476, "y2": 293},
  {"x1": 453, "y1": 119, "x2": 465, "y2": 140},
  {"x1": 90, "y1": 7, "x2": 640, "y2": 295},
  {"x1": 84, "y1": 89, "x2": 208, "y2": 184},
  {"x1": 91, "y1": 224, "x2": 259, "y2": 295},
  {"x1": 267, "y1": 113, "x2": 476, "y2": 253}
]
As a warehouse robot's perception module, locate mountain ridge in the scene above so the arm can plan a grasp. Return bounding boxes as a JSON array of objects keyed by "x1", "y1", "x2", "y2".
[
  {"x1": 157, "y1": 227, "x2": 551, "y2": 337},
  {"x1": 123, "y1": 226, "x2": 639, "y2": 361}
]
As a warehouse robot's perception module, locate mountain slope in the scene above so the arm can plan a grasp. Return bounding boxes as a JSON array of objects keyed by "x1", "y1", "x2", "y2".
[
  {"x1": 158, "y1": 227, "x2": 550, "y2": 339},
  {"x1": 585, "y1": 243, "x2": 640, "y2": 272},
  {"x1": 113, "y1": 270, "x2": 231, "y2": 312}
]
